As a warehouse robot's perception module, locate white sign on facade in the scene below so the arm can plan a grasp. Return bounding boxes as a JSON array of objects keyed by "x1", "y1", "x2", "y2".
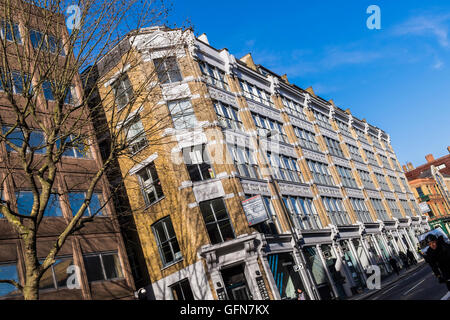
[{"x1": 242, "y1": 195, "x2": 270, "y2": 226}]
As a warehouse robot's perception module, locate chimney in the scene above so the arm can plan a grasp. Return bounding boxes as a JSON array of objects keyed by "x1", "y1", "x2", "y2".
[
  {"x1": 402, "y1": 165, "x2": 408, "y2": 172},
  {"x1": 407, "y1": 162, "x2": 414, "y2": 171},
  {"x1": 425, "y1": 154, "x2": 435, "y2": 163},
  {"x1": 447, "y1": 146, "x2": 450, "y2": 154}
]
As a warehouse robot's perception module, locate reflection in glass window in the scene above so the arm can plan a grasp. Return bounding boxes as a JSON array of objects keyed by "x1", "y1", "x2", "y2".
[
  {"x1": 39, "y1": 257, "x2": 74, "y2": 290},
  {"x1": 0, "y1": 263, "x2": 20, "y2": 298},
  {"x1": 83, "y1": 252, "x2": 123, "y2": 283},
  {"x1": 15, "y1": 191, "x2": 62, "y2": 217},
  {"x1": 69, "y1": 192, "x2": 104, "y2": 217}
]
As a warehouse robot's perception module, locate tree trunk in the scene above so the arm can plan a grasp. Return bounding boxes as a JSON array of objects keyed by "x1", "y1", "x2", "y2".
[{"x1": 22, "y1": 278, "x2": 40, "y2": 300}]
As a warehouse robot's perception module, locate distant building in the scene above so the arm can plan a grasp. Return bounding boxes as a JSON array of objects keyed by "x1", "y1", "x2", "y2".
[{"x1": 404, "y1": 147, "x2": 450, "y2": 235}]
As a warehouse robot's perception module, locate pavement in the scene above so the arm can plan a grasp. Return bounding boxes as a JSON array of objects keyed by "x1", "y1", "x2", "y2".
[{"x1": 348, "y1": 261, "x2": 450, "y2": 300}]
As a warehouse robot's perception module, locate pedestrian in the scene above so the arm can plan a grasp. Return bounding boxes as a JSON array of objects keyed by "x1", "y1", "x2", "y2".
[
  {"x1": 389, "y1": 257, "x2": 400, "y2": 276},
  {"x1": 296, "y1": 288, "x2": 306, "y2": 300},
  {"x1": 399, "y1": 251, "x2": 409, "y2": 270},
  {"x1": 424, "y1": 234, "x2": 450, "y2": 291},
  {"x1": 406, "y1": 249, "x2": 417, "y2": 266}
]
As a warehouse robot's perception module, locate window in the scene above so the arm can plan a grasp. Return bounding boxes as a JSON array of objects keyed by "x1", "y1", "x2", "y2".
[
  {"x1": 294, "y1": 127, "x2": 320, "y2": 151},
  {"x1": 347, "y1": 144, "x2": 363, "y2": 163},
  {"x1": 199, "y1": 61, "x2": 229, "y2": 91},
  {"x1": 199, "y1": 198, "x2": 235, "y2": 245},
  {"x1": 58, "y1": 135, "x2": 92, "y2": 159},
  {"x1": 239, "y1": 80, "x2": 273, "y2": 107},
  {"x1": 357, "y1": 169, "x2": 375, "y2": 190},
  {"x1": 252, "y1": 112, "x2": 287, "y2": 143},
  {"x1": 124, "y1": 116, "x2": 147, "y2": 154},
  {"x1": 336, "y1": 166, "x2": 358, "y2": 188},
  {"x1": 281, "y1": 96, "x2": 307, "y2": 121},
  {"x1": 400, "y1": 200, "x2": 413, "y2": 217},
  {"x1": 379, "y1": 154, "x2": 391, "y2": 169},
  {"x1": 350, "y1": 198, "x2": 372, "y2": 223},
  {"x1": 112, "y1": 74, "x2": 134, "y2": 110},
  {"x1": 267, "y1": 153, "x2": 303, "y2": 183},
  {"x1": 307, "y1": 160, "x2": 335, "y2": 186},
  {"x1": 39, "y1": 257, "x2": 74, "y2": 290},
  {"x1": 16, "y1": 191, "x2": 62, "y2": 217},
  {"x1": 69, "y1": 192, "x2": 104, "y2": 217},
  {"x1": 400, "y1": 177, "x2": 409, "y2": 192},
  {"x1": 30, "y1": 30, "x2": 64, "y2": 56},
  {"x1": 374, "y1": 173, "x2": 389, "y2": 191},
  {"x1": 0, "y1": 263, "x2": 19, "y2": 298},
  {"x1": 324, "y1": 136, "x2": 344, "y2": 157},
  {"x1": 246, "y1": 196, "x2": 279, "y2": 235},
  {"x1": 136, "y1": 163, "x2": 164, "y2": 206},
  {"x1": 171, "y1": 279, "x2": 195, "y2": 300},
  {"x1": 154, "y1": 56, "x2": 183, "y2": 84},
  {"x1": 389, "y1": 176, "x2": 402, "y2": 193},
  {"x1": 387, "y1": 199, "x2": 402, "y2": 218},
  {"x1": 83, "y1": 252, "x2": 123, "y2": 282},
  {"x1": 416, "y1": 187, "x2": 425, "y2": 198},
  {"x1": 227, "y1": 144, "x2": 260, "y2": 179},
  {"x1": 168, "y1": 99, "x2": 196, "y2": 130},
  {"x1": 283, "y1": 196, "x2": 322, "y2": 230},
  {"x1": 354, "y1": 128, "x2": 369, "y2": 144},
  {"x1": 152, "y1": 217, "x2": 182, "y2": 266},
  {"x1": 364, "y1": 150, "x2": 378, "y2": 166},
  {"x1": 336, "y1": 120, "x2": 351, "y2": 136},
  {"x1": 1, "y1": 20, "x2": 21, "y2": 43},
  {"x1": 370, "y1": 198, "x2": 389, "y2": 221},
  {"x1": 312, "y1": 110, "x2": 333, "y2": 130},
  {"x1": 322, "y1": 197, "x2": 350, "y2": 226},
  {"x1": 2, "y1": 127, "x2": 46, "y2": 154},
  {"x1": 182, "y1": 144, "x2": 214, "y2": 182},
  {"x1": 213, "y1": 101, "x2": 242, "y2": 131},
  {"x1": 371, "y1": 136, "x2": 382, "y2": 149},
  {"x1": 390, "y1": 157, "x2": 401, "y2": 172},
  {"x1": 0, "y1": 70, "x2": 31, "y2": 94}
]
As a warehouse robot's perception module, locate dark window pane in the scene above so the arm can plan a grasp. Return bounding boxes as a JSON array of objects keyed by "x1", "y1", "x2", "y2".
[
  {"x1": 44, "y1": 194, "x2": 62, "y2": 217},
  {"x1": 206, "y1": 223, "x2": 222, "y2": 244},
  {"x1": 89, "y1": 193, "x2": 103, "y2": 216},
  {"x1": 0, "y1": 264, "x2": 19, "y2": 297},
  {"x1": 102, "y1": 254, "x2": 123, "y2": 279},
  {"x1": 54, "y1": 258, "x2": 73, "y2": 288},
  {"x1": 69, "y1": 192, "x2": 85, "y2": 216},
  {"x1": 43, "y1": 81, "x2": 54, "y2": 100},
  {"x1": 83, "y1": 256, "x2": 104, "y2": 282},
  {"x1": 39, "y1": 265, "x2": 56, "y2": 290},
  {"x1": 218, "y1": 220, "x2": 235, "y2": 241},
  {"x1": 16, "y1": 191, "x2": 34, "y2": 215}
]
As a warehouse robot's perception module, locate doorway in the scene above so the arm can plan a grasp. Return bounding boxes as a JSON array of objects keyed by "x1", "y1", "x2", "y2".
[{"x1": 221, "y1": 264, "x2": 251, "y2": 300}]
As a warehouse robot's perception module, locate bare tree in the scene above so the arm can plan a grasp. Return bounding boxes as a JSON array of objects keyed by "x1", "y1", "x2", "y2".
[{"x1": 0, "y1": 0, "x2": 191, "y2": 300}]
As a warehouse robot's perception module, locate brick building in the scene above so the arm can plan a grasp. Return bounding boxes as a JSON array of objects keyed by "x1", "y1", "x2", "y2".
[
  {"x1": 404, "y1": 147, "x2": 450, "y2": 235},
  {"x1": 0, "y1": 3, "x2": 135, "y2": 300},
  {"x1": 91, "y1": 26, "x2": 429, "y2": 301}
]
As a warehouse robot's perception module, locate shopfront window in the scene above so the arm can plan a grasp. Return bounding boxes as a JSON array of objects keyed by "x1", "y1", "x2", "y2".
[
  {"x1": 340, "y1": 241, "x2": 364, "y2": 293},
  {"x1": 221, "y1": 264, "x2": 251, "y2": 300},
  {"x1": 267, "y1": 252, "x2": 309, "y2": 300},
  {"x1": 303, "y1": 246, "x2": 334, "y2": 300},
  {"x1": 321, "y1": 245, "x2": 347, "y2": 299}
]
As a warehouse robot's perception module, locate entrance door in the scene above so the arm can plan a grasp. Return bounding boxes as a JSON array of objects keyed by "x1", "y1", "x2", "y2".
[{"x1": 221, "y1": 264, "x2": 251, "y2": 300}]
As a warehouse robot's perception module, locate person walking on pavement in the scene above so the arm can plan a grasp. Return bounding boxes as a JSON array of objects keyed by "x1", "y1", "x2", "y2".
[
  {"x1": 399, "y1": 251, "x2": 409, "y2": 270},
  {"x1": 296, "y1": 288, "x2": 306, "y2": 300},
  {"x1": 406, "y1": 249, "x2": 417, "y2": 266},
  {"x1": 424, "y1": 234, "x2": 450, "y2": 291},
  {"x1": 389, "y1": 256, "x2": 400, "y2": 276}
]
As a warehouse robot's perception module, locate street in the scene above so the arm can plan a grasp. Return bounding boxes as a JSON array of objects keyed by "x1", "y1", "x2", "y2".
[{"x1": 369, "y1": 263, "x2": 450, "y2": 300}]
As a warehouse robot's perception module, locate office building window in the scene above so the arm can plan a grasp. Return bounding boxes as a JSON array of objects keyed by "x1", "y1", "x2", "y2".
[
  {"x1": 388, "y1": 176, "x2": 402, "y2": 193},
  {"x1": 357, "y1": 169, "x2": 375, "y2": 190},
  {"x1": 347, "y1": 144, "x2": 363, "y2": 163},
  {"x1": 336, "y1": 120, "x2": 352, "y2": 136},
  {"x1": 154, "y1": 56, "x2": 183, "y2": 84},
  {"x1": 239, "y1": 80, "x2": 273, "y2": 107},
  {"x1": 171, "y1": 279, "x2": 195, "y2": 300},
  {"x1": 213, "y1": 101, "x2": 243, "y2": 131},
  {"x1": 16, "y1": 191, "x2": 62, "y2": 217},
  {"x1": 58, "y1": 134, "x2": 91, "y2": 159},
  {"x1": 324, "y1": 136, "x2": 344, "y2": 158},
  {"x1": 387, "y1": 199, "x2": 402, "y2": 218},
  {"x1": 354, "y1": 128, "x2": 369, "y2": 144},
  {"x1": 322, "y1": 197, "x2": 350, "y2": 226},
  {"x1": 374, "y1": 173, "x2": 389, "y2": 191},
  {"x1": 83, "y1": 252, "x2": 124, "y2": 282},
  {"x1": 283, "y1": 196, "x2": 322, "y2": 230},
  {"x1": 252, "y1": 112, "x2": 287, "y2": 143},
  {"x1": 379, "y1": 154, "x2": 391, "y2": 169},
  {"x1": 69, "y1": 192, "x2": 104, "y2": 217},
  {"x1": 29, "y1": 30, "x2": 64, "y2": 55},
  {"x1": 312, "y1": 110, "x2": 333, "y2": 130},
  {"x1": 182, "y1": 144, "x2": 215, "y2": 182},
  {"x1": 370, "y1": 198, "x2": 389, "y2": 221},
  {"x1": 227, "y1": 144, "x2": 260, "y2": 179},
  {"x1": 199, "y1": 61, "x2": 229, "y2": 91},
  {"x1": 199, "y1": 198, "x2": 235, "y2": 245},
  {"x1": 152, "y1": 217, "x2": 182, "y2": 267},
  {"x1": 281, "y1": 96, "x2": 307, "y2": 121},
  {"x1": 400, "y1": 200, "x2": 413, "y2": 217},
  {"x1": 39, "y1": 257, "x2": 74, "y2": 290},
  {"x1": 0, "y1": 263, "x2": 19, "y2": 298},
  {"x1": 336, "y1": 166, "x2": 358, "y2": 188},
  {"x1": 364, "y1": 150, "x2": 378, "y2": 166},
  {"x1": 267, "y1": 153, "x2": 303, "y2": 183},
  {"x1": 136, "y1": 162, "x2": 164, "y2": 206},
  {"x1": 306, "y1": 160, "x2": 335, "y2": 186},
  {"x1": 1, "y1": 20, "x2": 21, "y2": 43},
  {"x1": 168, "y1": 99, "x2": 197, "y2": 130},
  {"x1": 293, "y1": 127, "x2": 320, "y2": 151},
  {"x1": 2, "y1": 127, "x2": 46, "y2": 154},
  {"x1": 112, "y1": 74, "x2": 134, "y2": 110},
  {"x1": 350, "y1": 198, "x2": 372, "y2": 223},
  {"x1": 124, "y1": 116, "x2": 147, "y2": 154}
]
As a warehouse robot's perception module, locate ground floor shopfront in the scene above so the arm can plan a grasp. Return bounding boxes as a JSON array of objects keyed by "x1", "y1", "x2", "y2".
[
  {"x1": 146, "y1": 218, "x2": 430, "y2": 300},
  {"x1": 428, "y1": 217, "x2": 450, "y2": 236}
]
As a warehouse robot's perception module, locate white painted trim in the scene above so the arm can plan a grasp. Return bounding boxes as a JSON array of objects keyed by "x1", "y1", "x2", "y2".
[{"x1": 129, "y1": 152, "x2": 158, "y2": 175}]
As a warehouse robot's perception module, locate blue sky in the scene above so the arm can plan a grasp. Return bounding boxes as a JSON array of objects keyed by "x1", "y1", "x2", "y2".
[{"x1": 168, "y1": 0, "x2": 450, "y2": 167}]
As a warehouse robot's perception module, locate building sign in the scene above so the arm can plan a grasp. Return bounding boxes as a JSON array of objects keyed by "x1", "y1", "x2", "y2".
[
  {"x1": 419, "y1": 202, "x2": 431, "y2": 214},
  {"x1": 242, "y1": 195, "x2": 270, "y2": 226}
]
